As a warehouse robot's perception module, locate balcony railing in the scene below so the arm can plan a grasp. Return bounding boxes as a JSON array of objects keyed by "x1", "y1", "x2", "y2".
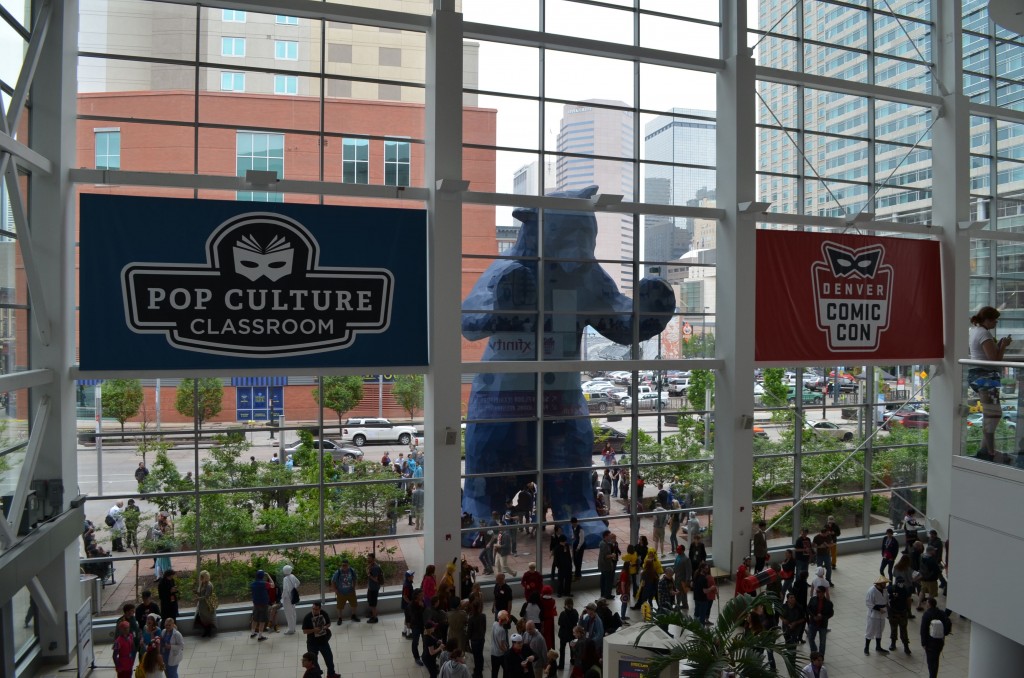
[{"x1": 960, "y1": 358, "x2": 1024, "y2": 470}]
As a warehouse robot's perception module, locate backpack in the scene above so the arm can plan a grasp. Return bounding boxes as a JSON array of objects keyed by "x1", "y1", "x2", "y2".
[
  {"x1": 929, "y1": 618, "x2": 945, "y2": 639},
  {"x1": 105, "y1": 514, "x2": 116, "y2": 527},
  {"x1": 291, "y1": 586, "x2": 300, "y2": 605}
]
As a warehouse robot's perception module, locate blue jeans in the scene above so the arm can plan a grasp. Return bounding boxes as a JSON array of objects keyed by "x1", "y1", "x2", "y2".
[{"x1": 806, "y1": 622, "x2": 827, "y2": 655}]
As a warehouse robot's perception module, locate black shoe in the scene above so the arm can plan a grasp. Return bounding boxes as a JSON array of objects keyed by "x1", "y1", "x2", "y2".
[
  {"x1": 876, "y1": 647, "x2": 889, "y2": 655},
  {"x1": 351, "y1": 616, "x2": 360, "y2": 622},
  {"x1": 864, "y1": 648, "x2": 870, "y2": 656},
  {"x1": 415, "y1": 659, "x2": 424, "y2": 666},
  {"x1": 889, "y1": 644, "x2": 897, "y2": 651},
  {"x1": 367, "y1": 617, "x2": 378, "y2": 624},
  {"x1": 904, "y1": 646, "x2": 912, "y2": 655},
  {"x1": 336, "y1": 619, "x2": 343, "y2": 626}
]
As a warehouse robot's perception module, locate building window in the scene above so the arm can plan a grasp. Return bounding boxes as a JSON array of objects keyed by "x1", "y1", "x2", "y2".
[
  {"x1": 220, "y1": 71, "x2": 245, "y2": 92},
  {"x1": 274, "y1": 75, "x2": 298, "y2": 95},
  {"x1": 276, "y1": 15, "x2": 298, "y2": 25},
  {"x1": 236, "y1": 132, "x2": 284, "y2": 203},
  {"x1": 94, "y1": 130, "x2": 120, "y2": 170},
  {"x1": 384, "y1": 140, "x2": 410, "y2": 187},
  {"x1": 275, "y1": 40, "x2": 298, "y2": 60},
  {"x1": 342, "y1": 139, "x2": 369, "y2": 184},
  {"x1": 221, "y1": 9, "x2": 246, "y2": 22},
  {"x1": 221, "y1": 37, "x2": 245, "y2": 57}
]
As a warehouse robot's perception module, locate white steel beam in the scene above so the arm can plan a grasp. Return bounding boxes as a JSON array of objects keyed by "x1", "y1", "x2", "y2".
[
  {"x1": 2, "y1": 156, "x2": 53, "y2": 344},
  {"x1": 68, "y1": 168, "x2": 430, "y2": 203},
  {"x1": 757, "y1": 65, "x2": 943, "y2": 109},
  {"x1": 462, "y1": 190, "x2": 726, "y2": 220},
  {"x1": 0, "y1": 369, "x2": 53, "y2": 392},
  {"x1": 3, "y1": 396, "x2": 50, "y2": 542},
  {"x1": 148, "y1": 0, "x2": 430, "y2": 31},
  {"x1": 0, "y1": 133, "x2": 51, "y2": 175}
]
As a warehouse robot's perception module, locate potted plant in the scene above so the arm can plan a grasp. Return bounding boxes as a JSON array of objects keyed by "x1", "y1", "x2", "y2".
[{"x1": 635, "y1": 592, "x2": 805, "y2": 677}]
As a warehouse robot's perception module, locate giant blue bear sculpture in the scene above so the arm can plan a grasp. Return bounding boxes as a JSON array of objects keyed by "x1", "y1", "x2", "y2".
[{"x1": 461, "y1": 185, "x2": 676, "y2": 547}]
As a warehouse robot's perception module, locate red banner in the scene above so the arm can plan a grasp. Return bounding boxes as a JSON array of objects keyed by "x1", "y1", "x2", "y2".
[{"x1": 755, "y1": 231, "x2": 943, "y2": 363}]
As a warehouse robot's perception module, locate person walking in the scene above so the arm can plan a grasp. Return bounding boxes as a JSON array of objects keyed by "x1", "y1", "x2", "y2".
[
  {"x1": 490, "y1": 610, "x2": 511, "y2": 678},
  {"x1": 302, "y1": 601, "x2": 339, "y2": 678},
  {"x1": 157, "y1": 569, "x2": 179, "y2": 623},
  {"x1": 467, "y1": 599, "x2": 488, "y2": 678},
  {"x1": 805, "y1": 585, "x2": 834, "y2": 657},
  {"x1": 249, "y1": 570, "x2": 270, "y2": 641},
  {"x1": 159, "y1": 617, "x2": 184, "y2": 678},
  {"x1": 921, "y1": 598, "x2": 951, "y2": 678},
  {"x1": 570, "y1": 517, "x2": 585, "y2": 581},
  {"x1": 330, "y1": 559, "x2": 359, "y2": 624},
  {"x1": 365, "y1": 553, "x2": 384, "y2": 623},
  {"x1": 108, "y1": 501, "x2": 127, "y2": 552},
  {"x1": 799, "y1": 651, "x2": 829, "y2": 678},
  {"x1": 556, "y1": 598, "x2": 578, "y2": 671},
  {"x1": 880, "y1": 528, "x2": 899, "y2": 580},
  {"x1": 864, "y1": 576, "x2": 890, "y2": 655},
  {"x1": 597, "y1": 531, "x2": 618, "y2": 599},
  {"x1": 193, "y1": 571, "x2": 216, "y2": 637},
  {"x1": 282, "y1": 564, "x2": 301, "y2": 635},
  {"x1": 753, "y1": 521, "x2": 769, "y2": 572},
  {"x1": 887, "y1": 575, "x2": 913, "y2": 655}
]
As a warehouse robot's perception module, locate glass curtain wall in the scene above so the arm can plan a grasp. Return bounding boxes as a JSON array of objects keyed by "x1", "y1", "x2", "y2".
[{"x1": 42, "y1": 0, "x2": 1022, "y2": 624}]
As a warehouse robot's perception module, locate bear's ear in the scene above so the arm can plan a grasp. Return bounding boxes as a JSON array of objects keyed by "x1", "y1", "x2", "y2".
[{"x1": 512, "y1": 206, "x2": 537, "y2": 223}]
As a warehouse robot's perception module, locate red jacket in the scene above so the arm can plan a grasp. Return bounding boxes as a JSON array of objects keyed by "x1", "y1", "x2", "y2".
[{"x1": 113, "y1": 634, "x2": 135, "y2": 671}]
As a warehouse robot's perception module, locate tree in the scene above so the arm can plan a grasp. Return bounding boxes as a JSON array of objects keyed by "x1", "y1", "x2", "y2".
[
  {"x1": 312, "y1": 376, "x2": 364, "y2": 426},
  {"x1": 761, "y1": 368, "x2": 790, "y2": 422},
  {"x1": 391, "y1": 374, "x2": 424, "y2": 420},
  {"x1": 103, "y1": 378, "x2": 144, "y2": 439},
  {"x1": 688, "y1": 369, "x2": 714, "y2": 412},
  {"x1": 175, "y1": 378, "x2": 224, "y2": 427},
  {"x1": 636, "y1": 592, "x2": 802, "y2": 677}
]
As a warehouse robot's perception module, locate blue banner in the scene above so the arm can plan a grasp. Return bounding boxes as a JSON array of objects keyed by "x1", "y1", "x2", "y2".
[{"x1": 80, "y1": 195, "x2": 427, "y2": 370}]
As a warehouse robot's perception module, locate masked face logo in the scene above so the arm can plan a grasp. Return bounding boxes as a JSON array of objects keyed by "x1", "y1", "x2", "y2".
[{"x1": 232, "y1": 234, "x2": 294, "y2": 282}]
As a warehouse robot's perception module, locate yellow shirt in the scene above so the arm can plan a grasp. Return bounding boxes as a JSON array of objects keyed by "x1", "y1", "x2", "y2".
[{"x1": 622, "y1": 552, "x2": 638, "y2": 575}]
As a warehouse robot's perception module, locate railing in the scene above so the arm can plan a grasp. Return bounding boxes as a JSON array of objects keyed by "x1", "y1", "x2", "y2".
[{"x1": 960, "y1": 358, "x2": 1024, "y2": 469}]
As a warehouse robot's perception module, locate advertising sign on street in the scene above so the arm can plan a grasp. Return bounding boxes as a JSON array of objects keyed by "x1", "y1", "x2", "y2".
[{"x1": 80, "y1": 195, "x2": 427, "y2": 370}]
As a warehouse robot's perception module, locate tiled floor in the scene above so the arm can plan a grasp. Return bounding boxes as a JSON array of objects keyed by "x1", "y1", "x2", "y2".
[{"x1": 35, "y1": 550, "x2": 970, "y2": 677}]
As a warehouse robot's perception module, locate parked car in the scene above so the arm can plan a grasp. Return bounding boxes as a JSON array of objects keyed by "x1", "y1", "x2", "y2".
[
  {"x1": 341, "y1": 418, "x2": 417, "y2": 446},
  {"x1": 585, "y1": 391, "x2": 616, "y2": 413},
  {"x1": 667, "y1": 378, "x2": 689, "y2": 396},
  {"x1": 808, "y1": 376, "x2": 857, "y2": 392},
  {"x1": 884, "y1": 410, "x2": 929, "y2": 430},
  {"x1": 787, "y1": 387, "x2": 823, "y2": 405},
  {"x1": 620, "y1": 391, "x2": 670, "y2": 409},
  {"x1": 803, "y1": 420, "x2": 854, "y2": 441},
  {"x1": 753, "y1": 425, "x2": 768, "y2": 439},
  {"x1": 283, "y1": 439, "x2": 364, "y2": 465},
  {"x1": 592, "y1": 425, "x2": 627, "y2": 454}
]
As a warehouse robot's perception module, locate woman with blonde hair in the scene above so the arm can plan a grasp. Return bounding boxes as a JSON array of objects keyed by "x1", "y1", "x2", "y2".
[
  {"x1": 140, "y1": 641, "x2": 166, "y2": 678},
  {"x1": 194, "y1": 570, "x2": 217, "y2": 637}
]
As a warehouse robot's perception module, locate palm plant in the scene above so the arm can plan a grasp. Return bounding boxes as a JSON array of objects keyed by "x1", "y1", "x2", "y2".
[{"x1": 634, "y1": 592, "x2": 804, "y2": 678}]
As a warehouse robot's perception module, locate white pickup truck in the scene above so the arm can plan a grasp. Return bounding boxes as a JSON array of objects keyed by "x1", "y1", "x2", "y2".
[{"x1": 341, "y1": 418, "x2": 417, "y2": 446}]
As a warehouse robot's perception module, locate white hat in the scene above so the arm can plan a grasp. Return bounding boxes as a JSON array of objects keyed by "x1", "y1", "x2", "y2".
[{"x1": 510, "y1": 633, "x2": 524, "y2": 643}]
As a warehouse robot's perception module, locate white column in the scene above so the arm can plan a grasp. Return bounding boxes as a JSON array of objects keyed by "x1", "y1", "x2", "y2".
[
  {"x1": 422, "y1": 0, "x2": 464, "y2": 568},
  {"x1": 712, "y1": 0, "x2": 757, "y2": 573},
  {"x1": 969, "y1": 624, "x2": 1024, "y2": 678},
  {"x1": 926, "y1": 0, "x2": 970, "y2": 538},
  {"x1": 26, "y1": 0, "x2": 80, "y2": 663}
]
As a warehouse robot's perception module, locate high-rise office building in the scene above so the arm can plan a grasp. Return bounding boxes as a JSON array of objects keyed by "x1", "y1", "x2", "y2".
[
  {"x1": 555, "y1": 100, "x2": 634, "y2": 290},
  {"x1": 643, "y1": 108, "x2": 716, "y2": 261}
]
